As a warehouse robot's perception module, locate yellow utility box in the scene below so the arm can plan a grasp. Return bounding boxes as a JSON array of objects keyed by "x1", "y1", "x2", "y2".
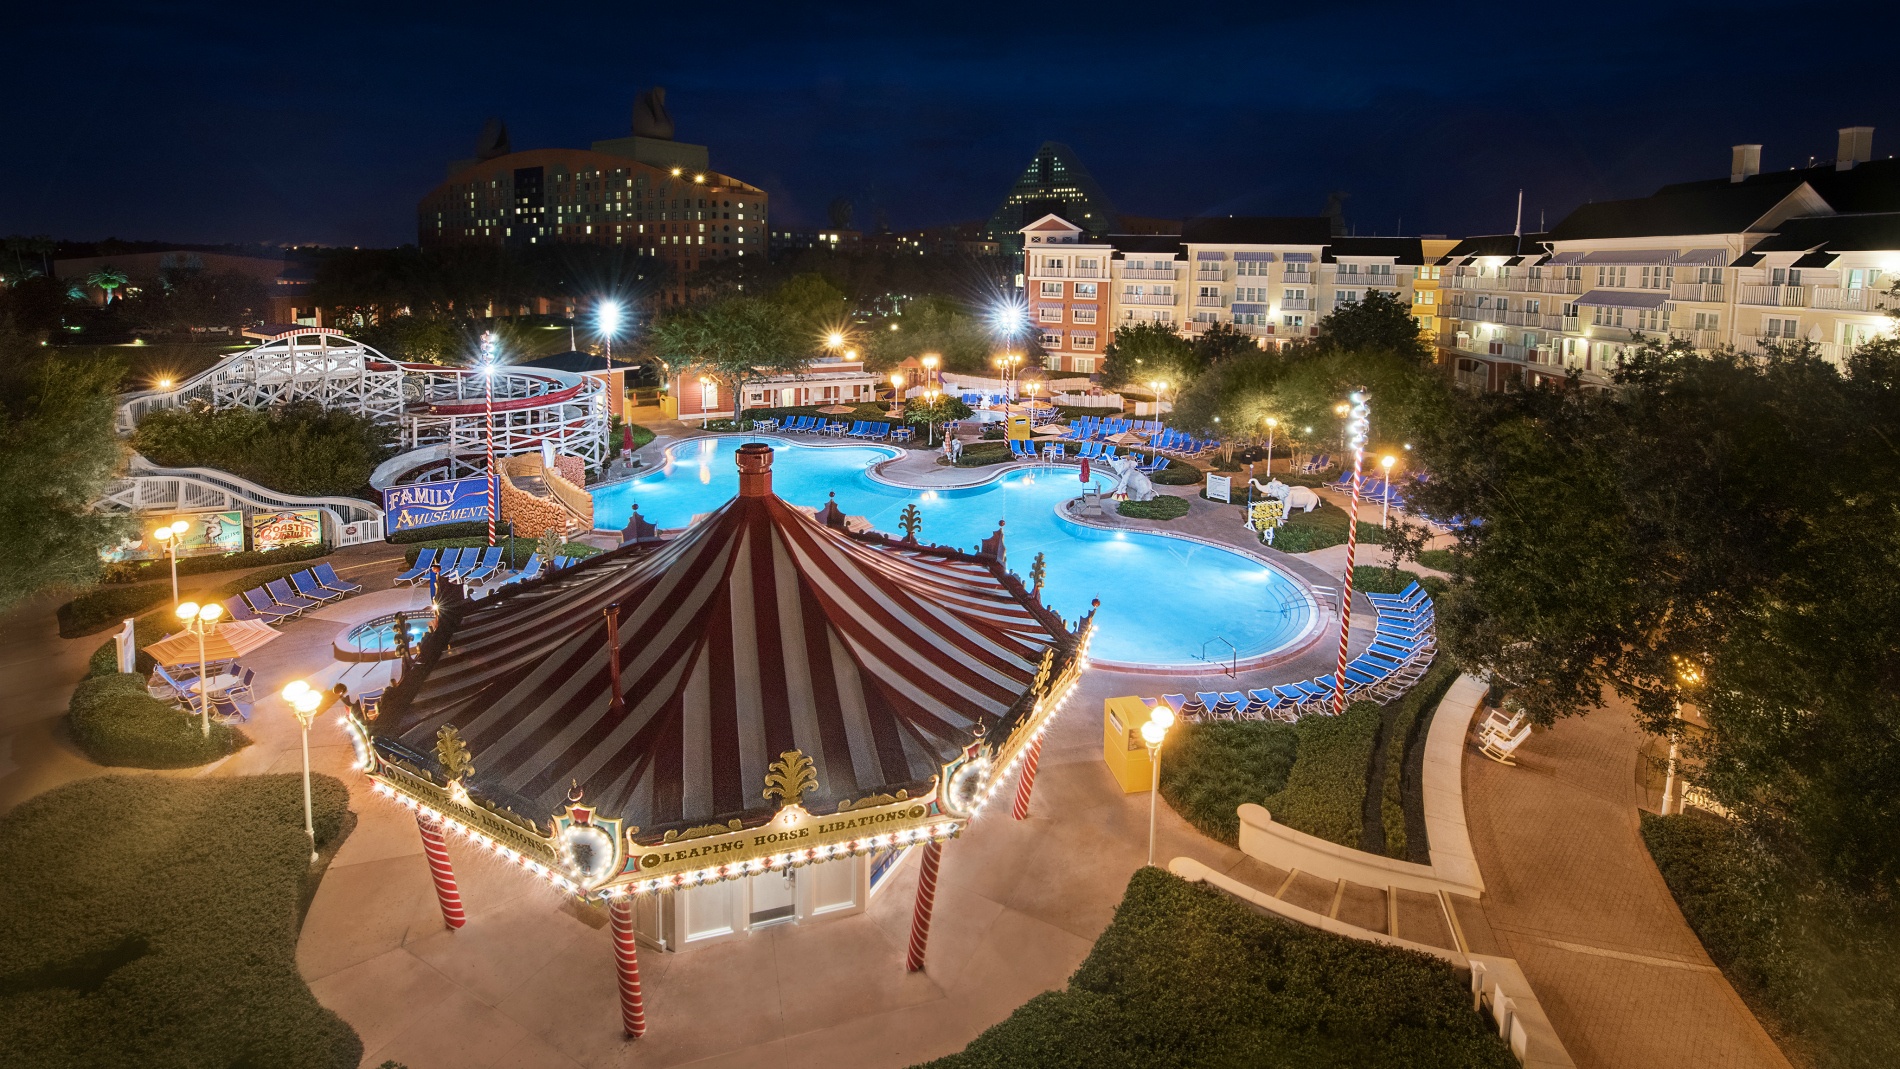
[
  {"x1": 1006, "y1": 413, "x2": 1031, "y2": 440},
  {"x1": 1103, "y1": 696, "x2": 1158, "y2": 793}
]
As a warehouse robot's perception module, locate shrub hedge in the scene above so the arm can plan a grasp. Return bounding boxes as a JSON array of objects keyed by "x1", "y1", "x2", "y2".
[
  {"x1": 132, "y1": 400, "x2": 393, "y2": 497},
  {"x1": 0, "y1": 775, "x2": 361, "y2": 1069},
  {"x1": 389, "y1": 520, "x2": 514, "y2": 545},
  {"x1": 1260, "y1": 701, "x2": 1385, "y2": 847},
  {"x1": 918, "y1": 868, "x2": 1515, "y2": 1069},
  {"x1": 1415, "y1": 548, "x2": 1458, "y2": 572},
  {"x1": 1158, "y1": 720, "x2": 1299, "y2": 844},
  {"x1": 1642, "y1": 812, "x2": 1900, "y2": 1069},
  {"x1": 1149, "y1": 460, "x2": 1202, "y2": 485},
  {"x1": 67, "y1": 671, "x2": 249, "y2": 768},
  {"x1": 1116, "y1": 496, "x2": 1191, "y2": 521},
  {"x1": 952, "y1": 442, "x2": 1014, "y2": 468},
  {"x1": 1379, "y1": 660, "x2": 1458, "y2": 859},
  {"x1": 100, "y1": 541, "x2": 330, "y2": 585}
]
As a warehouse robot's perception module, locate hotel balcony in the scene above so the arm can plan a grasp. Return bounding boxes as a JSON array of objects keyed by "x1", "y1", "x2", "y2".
[
  {"x1": 1069, "y1": 267, "x2": 1105, "y2": 279},
  {"x1": 1810, "y1": 286, "x2": 1889, "y2": 312},
  {"x1": 1119, "y1": 292, "x2": 1178, "y2": 305},
  {"x1": 1739, "y1": 285, "x2": 1809, "y2": 308},
  {"x1": 1121, "y1": 267, "x2": 1178, "y2": 280},
  {"x1": 1670, "y1": 282, "x2": 1726, "y2": 303},
  {"x1": 1195, "y1": 268, "x2": 1227, "y2": 282},
  {"x1": 1526, "y1": 277, "x2": 1584, "y2": 295},
  {"x1": 1280, "y1": 297, "x2": 1313, "y2": 311},
  {"x1": 1193, "y1": 295, "x2": 1225, "y2": 308},
  {"x1": 1670, "y1": 328, "x2": 1724, "y2": 349}
]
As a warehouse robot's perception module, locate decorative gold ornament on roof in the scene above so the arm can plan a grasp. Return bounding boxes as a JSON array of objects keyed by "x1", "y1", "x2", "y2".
[
  {"x1": 763, "y1": 749, "x2": 818, "y2": 809},
  {"x1": 436, "y1": 725, "x2": 474, "y2": 781}
]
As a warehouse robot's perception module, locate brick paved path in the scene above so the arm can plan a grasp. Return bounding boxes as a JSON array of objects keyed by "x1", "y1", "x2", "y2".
[{"x1": 1462, "y1": 699, "x2": 1792, "y2": 1069}]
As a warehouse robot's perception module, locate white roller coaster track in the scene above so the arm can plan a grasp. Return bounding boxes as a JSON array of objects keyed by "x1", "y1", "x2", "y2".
[
  {"x1": 113, "y1": 328, "x2": 610, "y2": 491},
  {"x1": 100, "y1": 455, "x2": 388, "y2": 546}
]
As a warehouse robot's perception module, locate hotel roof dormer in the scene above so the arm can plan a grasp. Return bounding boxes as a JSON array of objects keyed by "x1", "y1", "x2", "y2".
[{"x1": 1021, "y1": 213, "x2": 1089, "y2": 245}]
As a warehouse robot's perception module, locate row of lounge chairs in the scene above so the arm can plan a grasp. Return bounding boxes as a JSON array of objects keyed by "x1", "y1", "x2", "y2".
[
  {"x1": 1149, "y1": 428, "x2": 1217, "y2": 457},
  {"x1": 393, "y1": 547, "x2": 579, "y2": 589},
  {"x1": 759, "y1": 415, "x2": 908, "y2": 441},
  {"x1": 1009, "y1": 440, "x2": 1170, "y2": 471},
  {"x1": 1151, "y1": 581, "x2": 1438, "y2": 722},
  {"x1": 1063, "y1": 417, "x2": 1163, "y2": 441},
  {"x1": 221, "y1": 563, "x2": 364, "y2": 624}
]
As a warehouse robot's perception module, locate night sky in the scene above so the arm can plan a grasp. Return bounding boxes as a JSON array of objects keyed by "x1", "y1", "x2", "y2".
[{"x1": 6, "y1": 3, "x2": 1896, "y2": 248}]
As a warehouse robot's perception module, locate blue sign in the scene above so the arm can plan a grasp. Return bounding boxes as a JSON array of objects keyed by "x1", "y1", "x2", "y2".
[{"x1": 383, "y1": 477, "x2": 492, "y2": 534}]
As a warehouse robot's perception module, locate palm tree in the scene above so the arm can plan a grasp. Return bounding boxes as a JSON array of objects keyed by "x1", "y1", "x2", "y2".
[{"x1": 86, "y1": 267, "x2": 129, "y2": 305}]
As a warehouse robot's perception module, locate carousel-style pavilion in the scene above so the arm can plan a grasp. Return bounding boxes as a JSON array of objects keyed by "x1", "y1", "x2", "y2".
[{"x1": 347, "y1": 443, "x2": 1095, "y2": 1038}]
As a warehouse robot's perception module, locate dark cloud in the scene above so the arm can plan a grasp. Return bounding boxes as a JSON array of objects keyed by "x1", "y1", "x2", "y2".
[{"x1": 3, "y1": 1, "x2": 1893, "y2": 245}]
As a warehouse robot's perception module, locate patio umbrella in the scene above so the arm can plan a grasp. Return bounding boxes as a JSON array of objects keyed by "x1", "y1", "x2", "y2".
[
  {"x1": 1105, "y1": 431, "x2": 1146, "y2": 446},
  {"x1": 144, "y1": 619, "x2": 282, "y2": 667},
  {"x1": 1033, "y1": 423, "x2": 1071, "y2": 437},
  {"x1": 815, "y1": 404, "x2": 854, "y2": 415}
]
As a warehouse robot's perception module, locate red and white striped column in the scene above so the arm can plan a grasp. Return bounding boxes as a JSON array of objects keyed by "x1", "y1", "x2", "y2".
[
  {"x1": 608, "y1": 898, "x2": 648, "y2": 1038},
  {"x1": 1332, "y1": 391, "x2": 1370, "y2": 716},
  {"x1": 416, "y1": 813, "x2": 466, "y2": 930},
  {"x1": 1010, "y1": 734, "x2": 1045, "y2": 821},
  {"x1": 906, "y1": 839, "x2": 945, "y2": 972}
]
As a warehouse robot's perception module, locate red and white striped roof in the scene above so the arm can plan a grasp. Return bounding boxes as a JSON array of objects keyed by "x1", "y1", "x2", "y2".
[{"x1": 378, "y1": 444, "x2": 1071, "y2": 837}]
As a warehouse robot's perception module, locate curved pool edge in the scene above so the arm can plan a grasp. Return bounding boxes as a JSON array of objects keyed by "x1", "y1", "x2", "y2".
[{"x1": 1051, "y1": 502, "x2": 1332, "y2": 676}]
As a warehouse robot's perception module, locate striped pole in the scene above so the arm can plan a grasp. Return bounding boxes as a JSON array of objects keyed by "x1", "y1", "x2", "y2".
[
  {"x1": 1010, "y1": 733, "x2": 1045, "y2": 820},
  {"x1": 1332, "y1": 392, "x2": 1370, "y2": 716},
  {"x1": 481, "y1": 332, "x2": 498, "y2": 548},
  {"x1": 905, "y1": 839, "x2": 944, "y2": 972},
  {"x1": 416, "y1": 813, "x2": 466, "y2": 930},
  {"x1": 608, "y1": 898, "x2": 648, "y2": 1038}
]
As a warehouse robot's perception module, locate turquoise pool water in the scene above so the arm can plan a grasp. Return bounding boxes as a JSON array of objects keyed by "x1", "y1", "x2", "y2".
[{"x1": 591, "y1": 436, "x2": 1315, "y2": 667}]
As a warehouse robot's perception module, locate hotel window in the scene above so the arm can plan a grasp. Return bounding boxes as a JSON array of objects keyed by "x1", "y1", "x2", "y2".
[
  {"x1": 1285, "y1": 262, "x2": 1310, "y2": 278},
  {"x1": 1039, "y1": 282, "x2": 1063, "y2": 298},
  {"x1": 1415, "y1": 290, "x2": 1434, "y2": 305},
  {"x1": 1043, "y1": 256, "x2": 1063, "y2": 272},
  {"x1": 1235, "y1": 287, "x2": 1268, "y2": 302},
  {"x1": 1234, "y1": 312, "x2": 1268, "y2": 326},
  {"x1": 1073, "y1": 333, "x2": 1097, "y2": 350},
  {"x1": 1763, "y1": 317, "x2": 1798, "y2": 339},
  {"x1": 1283, "y1": 288, "x2": 1307, "y2": 302},
  {"x1": 1038, "y1": 306, "x2": 1064, "y2": 323},
  {"x1": 1596, "y1": 266, "x2": 1629, "y2": 288},
  {"x1": 1236, "y1": 260, "x2": 1269, "y2": 276},
  {"x1": 1193, "y1": 311, "x2": 1218, "y2": 324},
  {"x1": 1770, "y1": 268, "x2": 1803, "y2": 287},
  {"x1": 1693, "y1": 312, "x2": 1720, "y2": 331},
  {"x1": 1282, "y1": 314, "x2": 1306, "y2": 329},
  {"x1": 1636, "y1": 308, "x2": 1669, "y2": 331},
  {"x1": 1072, "y1": 307, "x2": 1097, "y2": 324},
  {"x1": 1590, "y1": 306, "x2": 1625, "y2": 327},
  {"x1": 1074, "y1": 282, "x2": 1097, "y2": 298},
  {"x1": 1039, "y1": 330, "x2": 1063, "y2": 347}
]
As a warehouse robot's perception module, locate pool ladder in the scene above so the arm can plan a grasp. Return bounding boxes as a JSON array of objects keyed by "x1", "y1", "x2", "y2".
[{"x1": 1196, "y1": 637, "x2": 1239, "y2": 678}]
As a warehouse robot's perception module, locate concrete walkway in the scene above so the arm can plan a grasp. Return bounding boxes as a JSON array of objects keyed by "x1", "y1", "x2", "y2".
[{"x1": 1461, "y1": 699, "x2": 1791, "y2": 1069}]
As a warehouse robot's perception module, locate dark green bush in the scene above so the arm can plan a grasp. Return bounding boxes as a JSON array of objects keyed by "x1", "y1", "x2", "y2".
[
  {"x1": 133, "y1": 400, "x2": 394, "y2": 496},
  {"x1": 1353, "y1": 565, "x2": 1426, "y2": 596},
  {"x1": 1117, "y1": 496, "x2": 1191, "y2": 521},
  {"x1": 57, "y1": 582, "x2": 170, "y2": 638},
  {"x1": 1380, "y1": 661, "x2": 1458, "y2": 858},
  {"x1": 66, "y1": 672, "x2": 249, "y2": 768},
  {"x1": 1148, "y1": 460, "x2": 1202, "y2": 485},
  {"x1": 918, "y1": 868, "x2": 1514, "y2": 1069},
  {"x1": 952, "y1": 442, "x2": 1014, "y2": 467},
  {"x1": 1261, "y1": 701, "x2": 1385, "y2": 847},
  {"x1": 100, "y1": 541, "x2": 329, "y2": 585},
  {"x1": 1415, "y1": 548, "x2": 1458, "y2": 572},
  {"x1": 388, "y1": 520, "x2": 514, "y2": 545},
  {"x1": 1643, "y1": 812, "x2": 1900, "y2": 1069},
  {"x1": 1159, "y1": 720, "x2": 1299, "y2": 844},
  {"x1": 0, "y1": 775, "x2": 360, "y2": 1069}
]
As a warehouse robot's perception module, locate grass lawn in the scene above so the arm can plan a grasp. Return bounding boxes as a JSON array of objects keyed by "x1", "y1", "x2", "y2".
[
  {"x1": 626, "y1": 421, "x2": 656, "y2": 449},
  {"x1": 1415, "y1": 548, "x2": 1459, "y2": 572},
  {"x1": 1270, "y1": 504, "x2": 1387, "y2": 553},
  {"x1": 0, "y1": 775, "x2": 361, "y2": 1069},
  {"x1": 1643, "y1": 812, "x2": 1900, "y2": 1069},
  {"x1": 1117, "y1": 496, "x2": 1190, "y2": 521},
  {"x1": 917, "y1": 868, "x2": 1515, "y2": 1069}
]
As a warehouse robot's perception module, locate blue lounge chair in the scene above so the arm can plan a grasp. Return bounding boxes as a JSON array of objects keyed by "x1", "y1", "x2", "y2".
[
  {"x1": 1366, "y1": 581, "x2": 1425, "y2": 608},
  {"x1": 553, "y1": 555, "x2": 576, "y2": 570},
  {"x1": 869, "y1": 423, "x2": 890, "y2": 440},
  {"x1": 243, "y1": 586, "x2": 303, "y2": 619},
  {"x1": 1076, "y1": 442, "x2": 1100, "y2": 460},
  {"x1": 290, "y1": 569, "x2": 344, "y2": 603},
  {"x1": 265, "y1": 578, "x2": 320, "y2": 613},
  {"x1": 1244, "y1": 689, "x2": 1295, "y2": 719},
  {"x1": 223, "y1": 594, "x2": 293, "y2": 624},
  {"x1": 507, "y1": 553, "x2": 545, "y2": 584},
  {"x1": 313, "y1": 562, "x2": 362, "y2": 596},
  {"x1": 1218, "y1": 691, "x2": 1249, "y2": 715},
  {"x1": 441, "y1": 548, "x2": 482, "y2": 580},
  {"x1": 460, "y1": 546, "x2": 505, "y2": 583},
  {"x1": 1101, "y1": 445, "x2": 1119, "y2": 461},
  {"x1": 394, "y1": 548, "x2": 438, "y2": 585},
  {"x1": 210, "y1": 694, "x2": 248, "y2": 724},
  {"x1": 1044, "y1": 442, "x2": 1068, "y2": 461},
  {"x1": 1159, "y1": 694, "x2": 1187, "y2": 715}
]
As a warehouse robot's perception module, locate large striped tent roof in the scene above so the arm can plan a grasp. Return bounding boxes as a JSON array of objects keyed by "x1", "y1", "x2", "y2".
[{"x1": 375, "y1": 443, "x2": 1075, "y2": 840}]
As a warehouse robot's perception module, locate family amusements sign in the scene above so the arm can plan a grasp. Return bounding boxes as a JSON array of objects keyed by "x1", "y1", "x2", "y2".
[{"x1": 383, "y1": 477, "x2": 493, "y2": 534}]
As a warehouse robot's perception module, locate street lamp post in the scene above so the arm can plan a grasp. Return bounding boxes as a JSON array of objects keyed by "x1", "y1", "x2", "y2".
[
  {"x1": 174, "y1": 600, "x2": 224, "y2": 737},
  {"x1": 1141, "y1": 705, "x2": 1174, "y2": 867},
  {"x1": 922, "y1": 353, "x2": 940, "y2": 392},
  {"x1": 151, "y1": 519, "x2": 191, "y2": 605},
  {"x1": 280, "y1": 679, "x2": 334, "y2": 863},
  {"x1": 1264, "y1": 418, "x2": 1277, "y2": 476},
  {"x1": 1380, "y1": 454, "x2": 1397, "y2": 528},
  {"x1": 479, "y1": 332, "x2": 499, "y2": 548},
  {"x1": 925, "y1": 389, "x2": 941, "y2": 445},
  {"x1": 597, "y1": 300, "x2": 623, "y2": 372},
  {"x1": 889, "y1": 372, "x2": 905, "y2": 415}
]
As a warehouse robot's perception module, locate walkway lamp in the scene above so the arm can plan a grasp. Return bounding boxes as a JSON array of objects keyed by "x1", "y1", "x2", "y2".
[
  {"x1": 174, "y1": 600, "x2": 223, "y2": 737},
  {"x1": 152, "y1": 519, "x2": 191, "y2": 605},
  {"x1": 1264, "y1": 418, "x2": 1277, "y2": 475},
  {"x1": 1380, "y1": 453, "x2": 1397, "y2": 528},
  {"x1": 281, "y1": 679, "x2": 335, "y2": 863},
  {"x1": 597, "y1": 300, "x2": 623, "y2": 371},
  {"x1": 925, "y1": 389, "x2": 941, "y2": 445},
  {"x1": 1141, "y1": 705, "x2": 1175, "y2": 867},
  {"x1": 826, "y1": 330, "x2": 845, "y2": 350},
  {"x1": 922, "y1": 353, "x2": 940, "y2": 392}
]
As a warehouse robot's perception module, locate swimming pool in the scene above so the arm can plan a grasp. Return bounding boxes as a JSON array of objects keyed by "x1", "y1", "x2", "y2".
[
  {"x1": 591, "y1": 436, "x2": 1317, "y2": 668},
  {"x1": 334, "y1": 611, "x2": 436, "y2": 662}
]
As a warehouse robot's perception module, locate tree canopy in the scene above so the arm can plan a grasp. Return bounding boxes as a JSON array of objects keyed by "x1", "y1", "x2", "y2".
[
  {"x1": 861, "y1": 294, "x2": 1000, "y2": 374},
  {"x1": 133, "y1": 400, "x2": 395, "y2": 498},
  {"x1": 0, "y1": 337, "x2": 130, "y2": 608},
  {"x1": 645, "y1": 295, "x2": 814, "y2": 404},
  {"x1": 1101, "y1": 321, "x2": 1199, "y2": 390},
  {"x1": 1411, "y1": 337, "x2": 1900, "y2": 884},
  {"x1": 1314, "y1": 289, "x2": 1430, "y2": 363}
]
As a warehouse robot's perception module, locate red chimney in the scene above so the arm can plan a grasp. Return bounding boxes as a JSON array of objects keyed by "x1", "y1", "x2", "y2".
[{"x1": 736, "y1": 443, "x2": 774, "y2": 497}]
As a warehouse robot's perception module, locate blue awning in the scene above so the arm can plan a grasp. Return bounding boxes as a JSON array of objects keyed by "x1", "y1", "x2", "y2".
[
  {"x1": 1231, "y1": 303, "x2": 1268, "y2": 314},
  {"x1": 1284, "y1": 252, "x2": 1315, "y2": 263},
  {"x1": 1234, "y1": 252, "x2": 1274, "y2": 261},
  {"x1": 1196, "y1": 251, "x2": 1227, "y2": 260}
]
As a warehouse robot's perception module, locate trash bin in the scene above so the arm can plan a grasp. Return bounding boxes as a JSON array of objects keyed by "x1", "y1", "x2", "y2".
[{"x1": 1103, "y1": 695, "x2": 1158, "y2": 793}]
